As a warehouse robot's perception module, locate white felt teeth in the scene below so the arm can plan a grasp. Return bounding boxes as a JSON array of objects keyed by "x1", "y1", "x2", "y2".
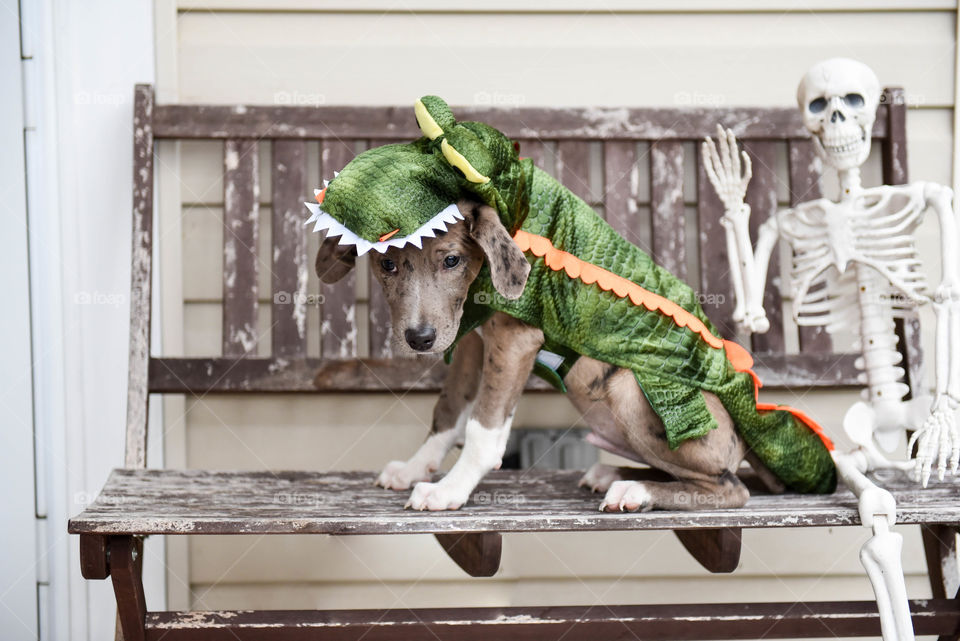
[{"x1": 303, "y1": 201, "x2": 464, "y2": 256}]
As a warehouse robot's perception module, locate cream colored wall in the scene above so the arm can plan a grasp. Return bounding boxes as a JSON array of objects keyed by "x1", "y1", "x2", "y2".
[{"x1": 155, "y1": 0, "x2": 957, "y2": 621}]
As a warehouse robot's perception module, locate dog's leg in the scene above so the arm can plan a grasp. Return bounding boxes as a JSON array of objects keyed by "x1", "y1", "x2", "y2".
[
  {"x1": 600, "y1": 473, "x2": 750, "y2": 512},
  {"x1": 377, "y1": 331, "x2": 482, "y2": 490},
  {"x1": 407, "y1": 313, "x2": 543, "y2": 510}
]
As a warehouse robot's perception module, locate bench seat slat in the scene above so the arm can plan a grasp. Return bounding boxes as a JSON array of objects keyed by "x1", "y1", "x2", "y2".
[
  {"x1": 68, "y1": 468, "x2": 960, "y2": 536},
  {"x1": 141, "y1": 599, "x2": 960, "y2": 640}
]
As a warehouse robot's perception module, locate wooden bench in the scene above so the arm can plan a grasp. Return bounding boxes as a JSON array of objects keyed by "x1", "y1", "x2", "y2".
[{"x1": 69, "y1": 84, "x2": 960, "y2": 640}]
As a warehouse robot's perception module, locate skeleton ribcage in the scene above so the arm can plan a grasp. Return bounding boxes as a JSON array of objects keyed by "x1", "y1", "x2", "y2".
[{"x1": 780, "y1": 185, "x2": 931, "y2": 331}]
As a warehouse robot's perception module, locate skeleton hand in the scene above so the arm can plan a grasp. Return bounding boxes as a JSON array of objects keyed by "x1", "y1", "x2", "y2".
[
  {"x1": 702, "y1": 125, "x2": 752, "y2": 216},
  {"x1": 908, "y1": 396, "x2": 960, "y2": 486}
]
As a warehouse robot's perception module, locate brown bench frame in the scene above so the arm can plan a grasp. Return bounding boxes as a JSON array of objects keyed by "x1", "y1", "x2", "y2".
[{"x1": 69, "y1": 85, "x2": 960, "y2": 640}]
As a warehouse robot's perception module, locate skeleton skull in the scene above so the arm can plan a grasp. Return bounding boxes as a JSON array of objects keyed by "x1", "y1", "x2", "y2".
[{"x1": 797, "y1": 58, "x2": 881, "y2": 171}]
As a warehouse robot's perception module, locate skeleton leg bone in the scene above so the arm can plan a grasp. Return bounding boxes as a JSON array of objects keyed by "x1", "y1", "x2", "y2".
[{"x1": 832, "y1": 448, "x2": 914, "y2": 641}]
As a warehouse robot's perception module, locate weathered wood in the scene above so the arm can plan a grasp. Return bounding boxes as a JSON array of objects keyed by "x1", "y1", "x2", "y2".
[
  {"x1": 518, "y1": 138, "x2": 548, "y2": 171},
  {"x1": 742, "y1": 141, "x2": 784, "y2": 353},
  {"x1": 900, "y1": 315, "x2": 925, "y2": 397},
  {"x1": 222, "y1": 138, "x2": 260, "y2": 357},
  {"x1": 111, "y1": 536, "x2": 146, "y2": 641},
  {"x1": 125, "y1": 84, "x2": 154, "y2": 469},
  {"x1": 151, "y1": 103, "x2": 891, "y2": 142},
  {"x1": 556, "y1": 140, "x2": 592, "y2": 203},
  {"x1": 68, "y1": 468, "x2": 960, "y2": 536},
  {"x1": 433, "y1": 532, "x2": 502, "y2": 577},
  {"x1": 881, "y1": 88, "x2": 908, "y2": 186},
  {"x1": 140, "y1": 599, "x2": 960, "y2": 640},
  {"x1": 146, "y1": 352, "x2": 861, "y2": 394},
  {"x1": 697, "y1": 150, "x2": 737, "y2": 339},
  {"x1": 319, "y1": 140, "x2": 358, "y2": 358},
  {"x1": 788, "y1": 139, "x2": 832, "y2": 353},
  {"x1": 674, "y1": 528, "x2": 742, "y2": 573},
  {"x1": 921, "y1": 525, "x2": 960, "y2": 600},
  {"x1": 79, "y1": 533, "x2": 109, "y2": 580},
  {"x1": 602, "y1": 141, "x2": 640, "y2": 239},
  {"x1": 271, "y1": 139, "x2": 309, "y2": 358},
  {"x1": 650, "y1": 140, "x2": 687, "y2": 280}
]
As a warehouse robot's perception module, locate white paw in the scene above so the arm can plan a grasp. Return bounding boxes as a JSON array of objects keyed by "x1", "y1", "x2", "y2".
[
  {"x1": 375, "y1": 460, "x2": 433, "y2": 491},
  {"x1": 405, "y1": 481, "x2": 469, "y2": 511},
  {"x1": 599, "y1": 480, "x2": 653, "y2": 512},
  {"x1": 578, "y1": 463, "x2": 624, "y2": 493}
]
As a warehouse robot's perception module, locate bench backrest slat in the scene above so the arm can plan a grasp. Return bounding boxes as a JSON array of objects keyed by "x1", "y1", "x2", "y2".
[
  {"x1": 742, "y1": 140, "x2": 785, "y2": 354},
  {"x1": 787, "y1": 139, "x2": 833, "y2": 353},
  {"x1": 696, "y1": 156, "x2": 736, "y2": 340},
  {"x1": 222, "y1": 138, "x2": 261, "y2": 357},
  {"x1": 125, "y1": 85, "x2": 155, "y2": 468},
  {"x1": 271, "y1": 139, "x2": 310, "y2": 358},
  {"x1": 318, "y1": 139, "x2": 359, "y2": 359},
  {"x1": 128, "y1": 85, "x2": 917, "y2": 469},
  {"x1": 602, "y1": 141, "x2": 641, "y2": 246},
  {"x1": 650, "y1": 140, "x2": 687, "y2": 280}
]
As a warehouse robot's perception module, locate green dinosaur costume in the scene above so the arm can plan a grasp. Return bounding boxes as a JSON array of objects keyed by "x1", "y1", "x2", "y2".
[{"x1": 306, "y1": 95, "x2": 837, "y2": 495}]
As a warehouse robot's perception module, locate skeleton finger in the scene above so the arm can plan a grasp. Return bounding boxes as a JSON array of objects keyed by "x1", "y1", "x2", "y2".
[
  {"x1": 701, "y1": 140, "x2": 723, "y2": 191},
  {"x1": 726, "y1": 128, "x2": 741, "y2": 179},
  {"x1": 950, "y1": 419, "x2": 960, "y2": 474},
  {"x1": 740, "y1": 150, "x2": 753, "y2": 189},
  {"x1": 921, "y1": 424, "x2": 938, "y2": 487},
  {"x1": 717, "y1": 126, "x2": 732, "y2": 178},
  {"x1": 938, "y1": 412, "x2": 950, "y2": 481}
]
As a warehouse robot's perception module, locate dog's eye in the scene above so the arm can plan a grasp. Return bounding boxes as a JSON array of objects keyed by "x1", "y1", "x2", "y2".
[
  {"x1": 443, "y1": 255, "x2": 461, "y2": 269},
  {"x1": 380, "y1": 258, "x2": 398, "y2": 273}
]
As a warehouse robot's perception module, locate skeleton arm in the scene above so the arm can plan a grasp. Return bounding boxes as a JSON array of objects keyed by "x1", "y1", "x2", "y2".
[
  {"x1": 910, "y1": 183, "x2": 960, "y2": 484},
  {"x1": 702, "y1": 126, "x2": 771, "y2": 333}
]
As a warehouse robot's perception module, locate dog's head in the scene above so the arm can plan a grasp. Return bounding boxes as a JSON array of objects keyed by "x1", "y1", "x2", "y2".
[{"x1": 315, "y1": 200, "x2": 530, "y2": 355}]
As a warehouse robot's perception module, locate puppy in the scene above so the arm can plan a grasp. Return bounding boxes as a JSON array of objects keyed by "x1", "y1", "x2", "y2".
[{"x1": 315, "y1": 200, "x2": 784, "y2": 512}]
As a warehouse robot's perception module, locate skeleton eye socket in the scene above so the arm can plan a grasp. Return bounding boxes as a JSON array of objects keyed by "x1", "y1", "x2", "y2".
[
  {"x1": 809, "y1": 98, "x2": 828, "y2": 114},
  {"x1": 843, "y1": 93, "x2": 865, "y2": 108}
]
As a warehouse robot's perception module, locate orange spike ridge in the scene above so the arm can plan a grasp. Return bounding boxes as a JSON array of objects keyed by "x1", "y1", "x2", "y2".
[
  {"x1": 378, "y1": 228, "x2": 400, "y2": 242},
  {"x1": 757, "y1": 402, "x2": 834, "y2": 450},
  {"x1": 511, "y1": 230, "x2": 724, "y2": 350},
  {"x1": 315, "y1": 188, "x2": 326, "y2": 205}
]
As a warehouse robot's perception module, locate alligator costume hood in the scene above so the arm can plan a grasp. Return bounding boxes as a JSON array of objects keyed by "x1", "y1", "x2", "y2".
[
  {"x1": 305, "y1": 96, "x2": 837, "y2": 495},
  {"x1": 305, "y1": 95, "x2": 532, "y2": 255}
]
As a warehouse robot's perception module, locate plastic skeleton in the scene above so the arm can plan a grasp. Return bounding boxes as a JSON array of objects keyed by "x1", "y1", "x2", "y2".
[{"x1": 703, "y1": 58, "x2": 959, "y2": 641}]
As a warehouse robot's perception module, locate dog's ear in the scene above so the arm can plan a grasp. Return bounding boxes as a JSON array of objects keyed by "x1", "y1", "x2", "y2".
[
  {"x1": 315, "y1": 234, "x2": 357, "y2": 283},
  {"x1": 463, "y1": 202, "x2": 530, "y2": 300}
]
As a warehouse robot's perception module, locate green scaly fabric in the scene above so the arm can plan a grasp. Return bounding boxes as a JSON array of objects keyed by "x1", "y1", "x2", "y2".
[{"x1": 309, "y1": 95, "x2": 837, "y2": 495}]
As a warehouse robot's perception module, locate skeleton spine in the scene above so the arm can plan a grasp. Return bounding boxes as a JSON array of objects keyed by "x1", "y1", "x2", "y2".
[{"x1": 854, "y1": 263, "x2": 910, "y2": 403}]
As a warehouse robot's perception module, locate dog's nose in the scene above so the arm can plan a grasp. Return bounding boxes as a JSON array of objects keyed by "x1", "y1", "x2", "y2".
[{"x1": 404, "y1": 326, "x2": 437, "y2": 351}]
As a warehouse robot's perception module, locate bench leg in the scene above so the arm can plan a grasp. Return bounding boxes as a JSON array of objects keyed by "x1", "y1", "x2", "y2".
[
  {"x1": 434, "y1": 532, "x2": 501, "y2": 577},
  {"x1": 110, "y1": 536, "x2": 146, "y2": 641},
  {"x1": 921, "y1": 525, "x2": 960, "y2": 641},
  {"x1": 674, "y1": 528, "x2": 742, "y2": 573}
]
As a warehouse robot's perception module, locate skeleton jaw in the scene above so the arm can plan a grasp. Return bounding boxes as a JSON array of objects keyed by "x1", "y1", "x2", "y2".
[{"x1": 816, "y1": 127, "x2": 871, "y2": 171}]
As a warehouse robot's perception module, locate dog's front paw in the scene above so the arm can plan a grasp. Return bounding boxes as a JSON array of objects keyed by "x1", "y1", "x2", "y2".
[
  {"x1": 578, "y1": 463, "x2": 624, "y2": 493},
  {"x1": 376, "y1": 460, "x2": 433, "y2": 490},
  {"x1": 599, "y1": 480, "x2": 653, "y2": 512},
  {"x1": 405, "y1": 481, "x2": 469, "y2": 511}
]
